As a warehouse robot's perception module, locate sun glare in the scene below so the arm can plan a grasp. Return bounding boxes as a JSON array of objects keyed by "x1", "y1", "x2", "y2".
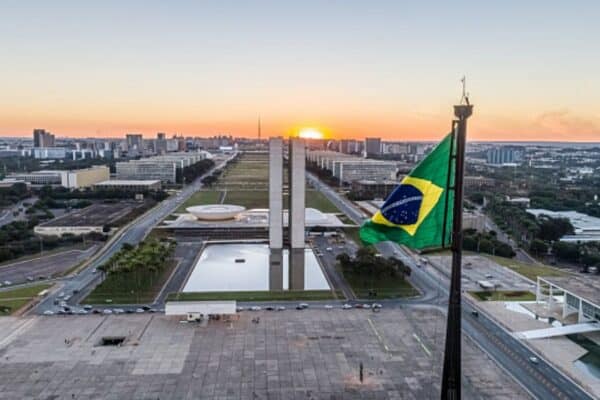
[{"x1": 298, "y1": 128, "x2": 324, "y2": 139}]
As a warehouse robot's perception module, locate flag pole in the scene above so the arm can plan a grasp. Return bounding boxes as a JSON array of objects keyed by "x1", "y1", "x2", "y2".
[{"x1": 440, "y1": 97, "x2": 473, "y2": 399}]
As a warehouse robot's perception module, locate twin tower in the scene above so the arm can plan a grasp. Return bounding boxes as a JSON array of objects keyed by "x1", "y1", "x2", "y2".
[{"x1": 268, "y1": 137, "x2": 306, "y2": 291}]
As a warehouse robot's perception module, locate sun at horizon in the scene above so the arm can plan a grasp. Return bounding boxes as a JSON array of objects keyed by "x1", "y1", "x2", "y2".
[{"x1": 297, "y1": 128, "x2": 324, "y2": 139}]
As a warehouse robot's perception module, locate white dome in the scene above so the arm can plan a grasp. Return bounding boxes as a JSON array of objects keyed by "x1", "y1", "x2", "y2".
[{"x1": 186, "y1": 204, "x2": 245, "y2": 220}]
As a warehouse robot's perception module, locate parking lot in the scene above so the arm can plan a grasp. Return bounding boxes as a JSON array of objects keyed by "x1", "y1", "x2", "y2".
[{"x1": 0, "y1": 308, "x2": 529, "y2": 399}]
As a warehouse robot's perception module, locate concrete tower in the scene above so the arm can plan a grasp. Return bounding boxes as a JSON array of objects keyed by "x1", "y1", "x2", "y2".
[
  {"x1": 288, "y1": 138, "x2": 306, "y2": 290},
  {"x1": 268, "y1": 137, "x2": 284, "y2": 290}
]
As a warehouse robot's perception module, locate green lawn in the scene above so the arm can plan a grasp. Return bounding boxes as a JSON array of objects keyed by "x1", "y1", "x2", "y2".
[
  {"x1": 167, "y1": 290, "x2": 341, "y2": 302},
  {"x1": 306, "y1": 190, "x2": 341, "y2": 213},
  {"x1": 470, "y1": 290, "x2": 536, "y2": 302},
  {"x1": 223, "y1": 190, "x2": 269, "y2": 209},
  {"x1": 0, "y1": 283, "x2": 52, "y2": 316},
  {"x1": 488, "y1": 255, "x2": 568, "y2": 281},
  {"x1": 342, "y1": 271, "x2": 419, "y2": 299},
  {"x1": 84, "y1": 260, "x2": 178, "y2": 304},
  {"x1": 176, "y1": 190, "x2": 221, "y2": 212}
]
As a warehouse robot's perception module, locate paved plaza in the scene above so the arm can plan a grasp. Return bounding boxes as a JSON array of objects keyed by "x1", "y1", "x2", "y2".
[{"x1": 0, "y1": 307, "x2": 530, "y2": 399}]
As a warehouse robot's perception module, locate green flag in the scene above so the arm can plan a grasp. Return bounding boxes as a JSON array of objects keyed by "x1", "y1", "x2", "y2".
[{"x1": 359, "y1": 133, "x2": 454, "y2": 249}]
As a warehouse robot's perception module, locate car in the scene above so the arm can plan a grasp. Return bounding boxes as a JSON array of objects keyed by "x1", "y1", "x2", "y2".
[
  {"x1": 3, "y1": 280, "x2": 12, "y2": 286},
  {"x1": 298, "y1": 303, "x2": 309, "y2": 309},
  {"x1": 324, "y1": 305, "x2": 333, "y2": 310},
  {"x1": 471, "y1": 310, "x2": 479, "y2": 318},
  {"x1": 26, "y1": 276, "x2": 34, "y2": 282},
  {"x1": 326, "y1": 247, "x2": 333, "y2": 252},
  {"x1": 58, "y1": 292, "x2": 65, "y2": 298},
  {"x1": 102, "y1": 309, "x2": 113, "y2": 314},
  {"x1": 529, "y1": 356, "x2": 539, "y2": 364},
  {"x1": 56, "y1": 310, "x2": 66, "y2": 315},
  {"x1": 92, "y1": 309, "x2": 101, "y2": 314},
  {"x1": 125, "y1": 309, "x2": 135, "y2": 314},
  {"x1": 276, "y1": 306, "x2": 286, "y2": 311},
  {"x1": 38, "y1": 275, "x2": 45, "y2": 280},
  {"x1": 63, "y1": 295, "x2": 71, "y2": 301},
  {"x1": 372, "y1": 303, "x2": 382, "y2": 309},
  {"x1": 92, "y1": 268, "x2": 98, "y2": 274},
  {"x1": 485, "y1": 274, "x2": 493, "y2": 279},
  {"x1": 354, "y1": 304, "x2": 363, "y2": 309},
  {"x1": 265, "y1": 306, "x2": 274, "y2": 311},
  {"x1": 72, "y1": 289, "x2": 79, "y2": 294},
  {"x1": 342, "y1": 304, "x2": 352, "y2": 310},
  {"x1": 236, "y1": 306, "x2": 245, "y2": 312},
  {"x1": 295, "y1": 305, "x2": 304, "y2": 310},
  {"x1": 142, "y1": 306, "x2": 151, "y2": 311},
  {"x1": 43, "y1": 310, "x2": 54, "y2": 316},
  {"x1": 148, "y1": 308, "x2": 157, "y2": 313},
  {"x1": 113, "y1": 308, "x2": 125, "y2": 314},
  {"x1": 250, "y1": 306, "x2": 261, "y2": 311},
  {"x1": 83, "y1": 305, "x2": 92, "y2": 310},
  {"x1": 362, "y1": 304, "x2": 372, "y2": 309},
  {"x1": 135, "y1": 308, "x2": 145, "y2": 313},
  {"x1": 77, "y1": 310, "x2": 88, "y2": 315},
  {"x1": 59, "y1": 301, "x2": 67, "y2": 307}
]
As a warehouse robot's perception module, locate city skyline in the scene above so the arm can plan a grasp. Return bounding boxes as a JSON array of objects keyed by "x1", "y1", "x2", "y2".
[{"x1": 1, "y1": 1, "x2": 599, "y2": 142}]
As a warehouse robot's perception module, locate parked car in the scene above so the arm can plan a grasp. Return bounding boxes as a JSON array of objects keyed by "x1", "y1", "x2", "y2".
[
  {"x1": 298, "y1": 303, "x2": 309, "y2": 309},
  {"x1": 250, "y1": 306, "x2": 261, "y2": 311},
  {"x1": 342, "y1": 304, "x2": 352, "y2": 310},
  {"x1": 276, "y1": 306, "x2": 286, "y2": 311}
]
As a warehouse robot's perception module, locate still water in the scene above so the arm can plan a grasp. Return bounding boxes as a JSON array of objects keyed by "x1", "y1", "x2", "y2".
[{"x1": 182, "y1": 243, "x2": 330, "y2": 292}]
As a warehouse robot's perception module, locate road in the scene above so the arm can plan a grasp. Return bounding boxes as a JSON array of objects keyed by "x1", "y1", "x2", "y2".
[
  {"x1": 0, "y1": 196, "x2": 38, "y2": 227},
  {"x1": 32, "y1": 153, "x2": 237, "y2": 314},
  {"x1": 307, "y1": 172, "x2": 594, "y2": 400}
]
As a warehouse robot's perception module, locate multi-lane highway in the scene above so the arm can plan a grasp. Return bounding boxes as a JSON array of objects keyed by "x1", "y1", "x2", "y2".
[
  {"x1": 307, "y1": 171, "x2": 594, "y2": 400},
  {"x1": 32, "y1": 153, "x2": 237, "y2": 314}
]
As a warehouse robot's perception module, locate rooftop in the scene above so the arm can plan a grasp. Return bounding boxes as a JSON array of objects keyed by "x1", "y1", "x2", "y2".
[
  {"x1": 541, "y1": 275, "x2": 600, "y2": 307},
  {"x1": 38, "y1": 202, "x2": 138, "y2": 227},
  {"x1": 95, "y1": 180, "x2": 161, "y2": 186}
]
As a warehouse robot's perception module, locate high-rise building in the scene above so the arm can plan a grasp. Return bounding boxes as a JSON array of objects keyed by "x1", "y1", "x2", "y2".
[
  {"x1": 288, "y1": 138, "x2": 306, "y2": 290},
  {"x1": 268, "y1": 138, "x2": 284, "y2": 291},
  {"x1": 126, "y1": 134, "x2": 143, "y2": 152},
  {"x1": 156, "y1": 133, "x2": 167, "y2": 154},
  {"x1": 365, "y1": 137, "x2": 381, "y2": 156},
  {"x1": 33, "y1": 129, "x2": 55, "y2": 148},
  {"x1": 486, "y1": 146, "x2": 524, "y2": 165}
]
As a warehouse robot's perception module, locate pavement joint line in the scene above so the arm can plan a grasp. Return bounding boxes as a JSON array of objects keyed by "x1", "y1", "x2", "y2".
[
  {"x1": 0, "y1": 317, "x2": 35, "y2": 349},
  {"x1": 85, "y1": 315, "x2": 108, "y2": 342},
  {"x1": 137, "y1": 315, "x2": 155, "y2": 341},
  {"x1": 367, "y1": 317, "x2": 390, "y2": 353},
  {"x1": 412, "y1": 333, "x2": 432, "y2": 357}
]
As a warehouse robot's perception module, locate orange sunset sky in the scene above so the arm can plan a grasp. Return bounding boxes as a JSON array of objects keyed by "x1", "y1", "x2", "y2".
[{"x1": 1, "y1": 1, "x2": 599, "y2": 142}]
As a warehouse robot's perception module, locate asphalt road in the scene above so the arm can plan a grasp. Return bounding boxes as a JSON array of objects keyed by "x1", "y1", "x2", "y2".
[
  {"x1": 307, "y1": 173, "x2": 594, "y2": 400},
  {"x1": 32, "y1": 153, "x2": 237, "y2": 314}
]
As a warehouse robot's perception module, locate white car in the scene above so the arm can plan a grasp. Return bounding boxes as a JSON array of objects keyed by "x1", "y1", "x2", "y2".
[
  {"x1": 250, "y1": 306, "x2": 261, "y2": 311},
  {"x1": 236, "y1": 306, "x2": 245, "y2": 312},
  {"x1": 299, "y1": 303, "x2": 309, "y2": 309},
  {"x1": 372, "y1": 303, "x2": 383, "y2": 309},
  {"x1": 362, "y1": 304, "x2": 372, "y2": 309},
  {"x1": 77, "y1": 310, "x2": 88, "y2": 315},
  {"x1": 113, "y1": 308, "x2": 125, "y2": 314},
  {"x1": 276, "y1": 306, "x2": 286, "y2": 311},
  {"x1": 529, "y1": 356, "x2": 539, "y2": 364},
  {"x1": 3, "y1": 280, "x2": 12, "y2": 286},
  {"x1": 102, "y1": 309, "x2": 113, "y2": 315},
  {"x1": 135, "y1": 308, "x2": 145, "y2": 313},
  {"x1": 342, "y1": 304, "x2": 352, "y2": 309},
  {"x1": 324, "y1": 305, "x2": 333, "y2": 310},
  {"x1": 43, "y1": 310, "x2": 54, "y2": 316}
]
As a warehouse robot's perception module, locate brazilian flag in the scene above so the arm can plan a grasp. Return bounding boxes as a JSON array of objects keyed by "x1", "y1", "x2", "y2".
[{"x1": 360, "y1": 133, "x2": 455, "y2": 249}]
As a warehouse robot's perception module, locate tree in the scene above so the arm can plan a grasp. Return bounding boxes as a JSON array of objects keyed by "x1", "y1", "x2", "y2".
[{"x1": 530, "y1": 239, "x2": 548, "y2": 256}]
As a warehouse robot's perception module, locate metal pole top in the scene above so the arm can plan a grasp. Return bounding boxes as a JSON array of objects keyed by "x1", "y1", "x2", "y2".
[{"x1": 454, "y1": 104, "x2": 473, "y2": 119}]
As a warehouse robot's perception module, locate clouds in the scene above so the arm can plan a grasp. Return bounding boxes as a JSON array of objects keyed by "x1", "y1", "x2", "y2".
[{"x1": 533, "y1": 110, "x2": 600, "y2": 140}]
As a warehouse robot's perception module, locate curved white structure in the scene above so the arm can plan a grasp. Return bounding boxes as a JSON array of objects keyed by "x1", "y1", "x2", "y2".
[{"x1": 186, "y1": 204, "x2": 245, "y2": 221}]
